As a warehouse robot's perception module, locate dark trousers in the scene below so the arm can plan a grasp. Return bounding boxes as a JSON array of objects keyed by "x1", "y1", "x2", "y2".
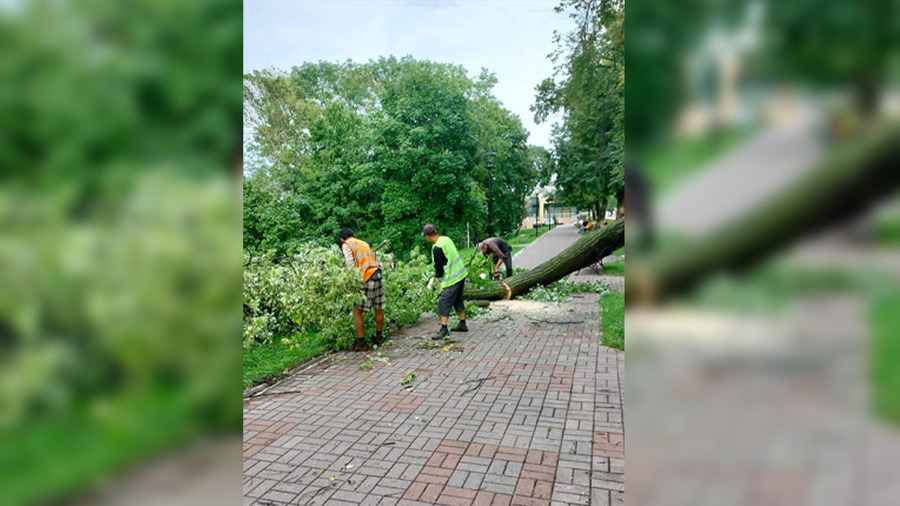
[{"x1": 501, "y1": 256, "x2": 512, "y2": 277}]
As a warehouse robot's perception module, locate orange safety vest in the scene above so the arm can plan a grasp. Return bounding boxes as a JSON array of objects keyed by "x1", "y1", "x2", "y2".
[{"x1": 345, "y1": 237, "x2": 380, "y2": 282}]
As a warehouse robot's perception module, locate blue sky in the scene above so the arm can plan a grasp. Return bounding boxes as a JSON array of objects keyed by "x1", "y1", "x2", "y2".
[{"x1": 243, "y1": 0, "x2": 575, "y2": 149}]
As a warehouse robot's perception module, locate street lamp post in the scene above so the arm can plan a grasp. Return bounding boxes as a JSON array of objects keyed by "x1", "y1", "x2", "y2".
[{"x1": 484, "y1": 152, "x2": 496, "y2": 236}]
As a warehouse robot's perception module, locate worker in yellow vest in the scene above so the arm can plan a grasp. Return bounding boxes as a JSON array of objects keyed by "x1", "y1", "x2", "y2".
[
  {"x1": 339, "y1": 228, "x2": 384, "y2": 351},
  {"x1": 422, "y1": 224, "x2": 468, "y2": 340}
]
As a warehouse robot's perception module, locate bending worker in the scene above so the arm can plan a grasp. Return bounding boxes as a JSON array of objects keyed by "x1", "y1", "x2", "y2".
[
  {"x1": 476, "y1": 237, "x2": 513, "y2": 279},
  {"x1": 423, "y1": 223, "x2": 468, "y2": 339},
  {"x1": 339, "y1": 228, "x2": 384, "y2": 351}
]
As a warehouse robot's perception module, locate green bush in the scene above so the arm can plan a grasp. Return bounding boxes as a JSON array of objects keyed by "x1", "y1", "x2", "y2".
[{"x1": 243, "y1": 246, "x2": 435, "y2": 350}]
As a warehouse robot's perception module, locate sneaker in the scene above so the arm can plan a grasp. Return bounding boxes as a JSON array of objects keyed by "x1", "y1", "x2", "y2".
[
  {"x1": 432, "y1": 326, "x2": 450, "y2": 341},
  {"x1": 451, "y1": 321, "x2": 468, "y2": 332},
  {"x1": 350, "y1": 339, "x2": 369, "y2": 352}
]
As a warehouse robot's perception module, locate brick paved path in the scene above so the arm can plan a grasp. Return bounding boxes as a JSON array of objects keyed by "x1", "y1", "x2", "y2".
[
  {"x1": 514, "y1": 225, "x2": 624, "y2": 292},
  {"x1": 243, "y1": 293, "x2": 624, "y2": 505}
]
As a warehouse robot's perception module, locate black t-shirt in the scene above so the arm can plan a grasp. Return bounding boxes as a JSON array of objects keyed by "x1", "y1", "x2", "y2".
[{"x1": 433, "y1": 247, "x2": 447, "y2": 278}]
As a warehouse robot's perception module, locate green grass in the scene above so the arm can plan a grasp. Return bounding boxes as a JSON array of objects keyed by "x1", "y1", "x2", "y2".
[
  {"x1": 507, "y1": 226, "x2": 551, "y2": 246},
  {"x1": 871, "y1": 290, "x2": 900, "y2": 426},
  {"x1": 600, "y1": 292, "x2": 624, "y2": 350},
  {"x1": 0, "y1": 385, "x2": 203, "y2": 506},
  {"x1": 243, "y1": 332, "x2": 329, "y2": 387},
  {"x1": 601, "y1": 259, "x2": 624, "y2": 276},
  {"x1": 643, "y1": 126, "x2": 756, "y2": 195},
  {"x1": 612, "y1": 246, "x2": 624, "y2": 256}
]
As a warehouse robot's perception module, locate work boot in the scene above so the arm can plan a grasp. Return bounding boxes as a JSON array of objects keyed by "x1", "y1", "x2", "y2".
[
  {"x1": 432, "y1": 326, "x2": 450, "y2": 341},
  {"x1": 350, "y1": 339, "x2": 369, "y2": 352},
  {"x1": 451, "y1": 321, "x2": 468, "y2": 332}
]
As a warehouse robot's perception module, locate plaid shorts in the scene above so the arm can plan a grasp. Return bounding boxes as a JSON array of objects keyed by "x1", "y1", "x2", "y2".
[{"x1": 356, "y1": 271, "x2": 385, "y2": 311}]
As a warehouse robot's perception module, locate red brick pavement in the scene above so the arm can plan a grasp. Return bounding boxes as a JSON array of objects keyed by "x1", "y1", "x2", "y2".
[{"x1": 243, "y1": 293, "x2": 623, "y2": 505}]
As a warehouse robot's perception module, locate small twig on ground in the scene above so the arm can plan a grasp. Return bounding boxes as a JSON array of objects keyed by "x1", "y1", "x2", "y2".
[
  {"x1": 459, "y1": 376, "x2": 496, "y2": 397},
  {"x1": 462, "y1": 376, "x2": 496, "y2": 384},
  {"x1": 526, "y1": 318, "x2": 585, "y2": 325},
  {"x1": 244, "y1": 388, "x2": 305, "y2": 399}
]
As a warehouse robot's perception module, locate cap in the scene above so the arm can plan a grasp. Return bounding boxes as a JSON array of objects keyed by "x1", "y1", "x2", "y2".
[
  {"x1": 475, "y1": 241, "x2": 483, "y2": 252},
  {"x1": 422, "y1": 224, "x2": 437, "y2": 236}
]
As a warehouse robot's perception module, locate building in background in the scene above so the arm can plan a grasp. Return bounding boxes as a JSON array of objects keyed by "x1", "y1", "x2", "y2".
[{"x1": 520, "y1": 187, "x2": 617, "y2": 229}]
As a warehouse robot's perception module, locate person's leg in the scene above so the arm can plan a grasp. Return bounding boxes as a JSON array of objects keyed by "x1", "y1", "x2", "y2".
[
  {"x1": 375, "y1": 309, "x2": 384, "y2": 332},
  {"x1": 353, "y1": 306, "x2": 365, "y2": 339},
  {"x1": 435, "y1": 286, "x2": 452, "y2": 339},
  {"x1": 504, "y1": 257, "x2": 513, "y2": 277},
  {"x1": 454, "y1": 281, "x2": 467, "y2": 329},
  {"x1": 372, "y1": 277, "x2": 385, "y2": 339}
]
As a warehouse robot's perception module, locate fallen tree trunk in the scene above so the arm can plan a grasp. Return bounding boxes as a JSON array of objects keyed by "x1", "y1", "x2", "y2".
[
  {"x1": 627, "y1": 122, "x2": 900, "y2": 305},
  {"x1": 464, "y1": 218, "x2": 624, "y2": 300}
]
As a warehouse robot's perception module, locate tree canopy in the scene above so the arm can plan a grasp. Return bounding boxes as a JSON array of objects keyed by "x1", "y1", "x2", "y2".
[
  {"x1": 243, "y1": 56, "x2": 538, "y2": 256},
  {"x1": 532, "y1": 0, "x2": 625, "y2": 220}
]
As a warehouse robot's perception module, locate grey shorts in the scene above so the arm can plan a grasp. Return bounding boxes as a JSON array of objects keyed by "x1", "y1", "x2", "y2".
[{"x1": 437, "y1": 279, "x2": 466, "y2": 317}]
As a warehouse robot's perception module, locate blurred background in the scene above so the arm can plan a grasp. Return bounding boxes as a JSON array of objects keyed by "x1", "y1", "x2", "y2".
[
  {"x1": 0, "y1": 1, "x2": 242, "y2": 505},
  {"x1": 626, "y1": 0, "x2": 900, "y2": 504}
]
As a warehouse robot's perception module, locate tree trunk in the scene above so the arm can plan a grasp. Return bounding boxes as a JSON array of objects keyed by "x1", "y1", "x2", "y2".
[
  {"x1": 627, "y1": 122, "x2": 900, "y2": 306},
  {"x1": 464, "y1": 218, "x2": 624, "y2": 300}
]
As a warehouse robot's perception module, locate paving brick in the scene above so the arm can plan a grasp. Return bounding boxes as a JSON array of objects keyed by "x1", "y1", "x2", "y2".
[
  {"x1": 403, "y1": 482, "x2": 426, "y2": 501},
  {"x1": 448, "y1": 469, "x2": 469, "y2": 488},
  {"x1": 464, "y1": 471, "x2": 485, "y2": 490},
  {"x1": 421, "y1": 483, "x2": 444, "y2": 503}
]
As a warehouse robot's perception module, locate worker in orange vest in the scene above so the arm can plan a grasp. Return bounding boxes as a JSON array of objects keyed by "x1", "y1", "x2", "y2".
[{"x1": 339, "y1": 228, "x2": 385, "y2": 351}]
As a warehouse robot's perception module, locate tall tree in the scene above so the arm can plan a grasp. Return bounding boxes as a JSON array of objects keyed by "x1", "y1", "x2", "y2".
[
  {"x1": 533, "y1": 0, "x2": 624, "y2": 221},
  {"x1": 470, "y1": 70, "x2": 537, "y2": 237},
  {"x1": 244, "y1": 57, "x2": 535, "y2": 257}
]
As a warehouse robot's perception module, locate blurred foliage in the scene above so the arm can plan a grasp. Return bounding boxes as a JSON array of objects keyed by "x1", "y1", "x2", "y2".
[
  {"x1": 627, "y1": 0, "x2": 900, "y2": 155},
  {"x1": 0, "y1": 0, "x2": 241, "y2": 181},
  {"x1": 871, "y1": 289, "x2": 900, "y2": 425},
  {"x1": 763, "y1": 0, "x2": 900, "y2": 116},
  {"x1": 625, "y1": 0, "x2": 717, "y2": 151},
  {"x1": 872, "y1": 197, "x2": 900, "y2": 246},
  {"x1": 243, "y1": 246, "x2": 436, "y2": 351},
  {"x1": 0, "y1": 0, "x2": 241, "y2": 502},
  {"x1": 533, "y1": 0, "x2": 624, "y2": 220},
  {"x1": 0, "y1": 174, "x2": 240, "y2": 431},
  {"x1": 243, "y1": 57, "x2": 539, "y2": 257},
  {"x1": 688, "y1": 257, "x2": 881, "y2": 315}
]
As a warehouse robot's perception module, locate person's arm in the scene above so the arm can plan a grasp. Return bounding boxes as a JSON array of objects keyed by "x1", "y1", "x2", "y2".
[
  {"x1": 494, "y1": 257, "x2": 504, "y2": 272},
  {"x1": 342, "y1": 243, "x2": 356, "y2": 270},
  {"x1": 433, "y1": 247, "x2": 447, "y2": 278}
]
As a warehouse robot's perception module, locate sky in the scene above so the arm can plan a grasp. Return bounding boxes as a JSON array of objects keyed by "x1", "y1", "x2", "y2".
[{"x1": 243, "y1": 0, "x2": 576, "y2": 149}]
